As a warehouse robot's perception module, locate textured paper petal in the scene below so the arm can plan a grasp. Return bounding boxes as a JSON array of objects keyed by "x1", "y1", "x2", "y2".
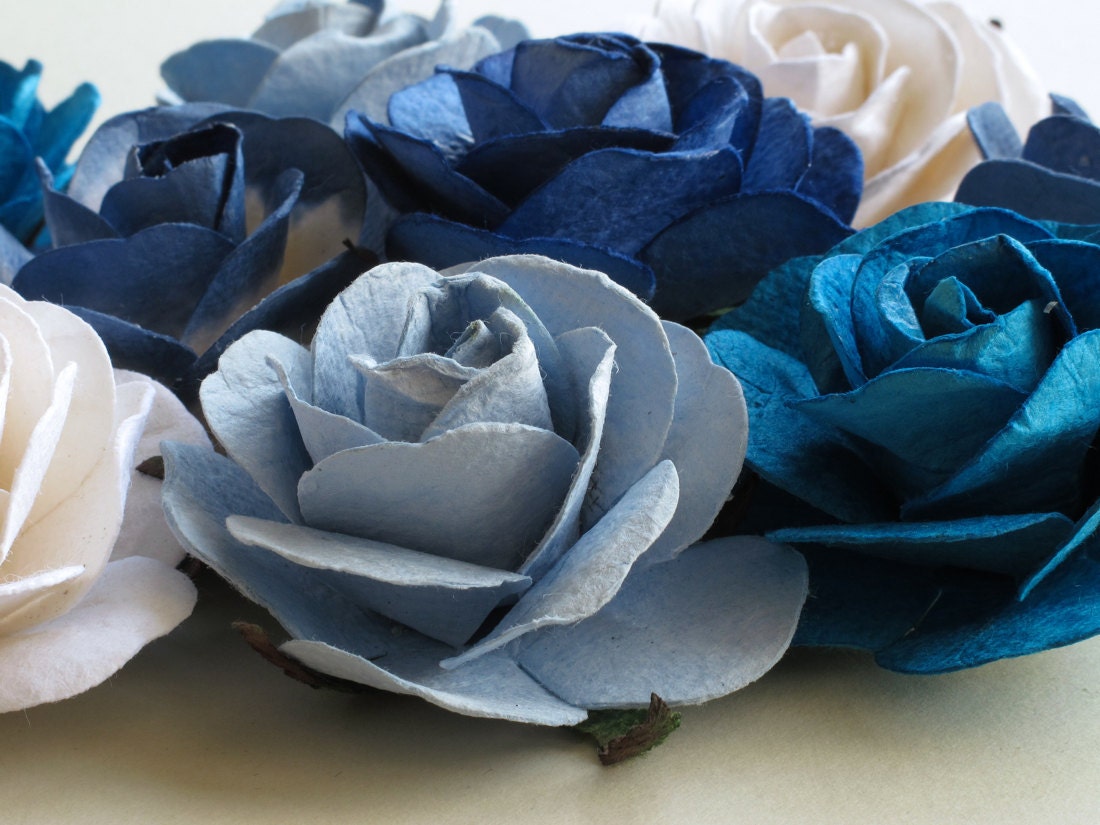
[
  {"x1": 447, "y1": 461, "x2": 678, "y2": 667},
  {"x1": 1026, "y1": 239, "x2": 1100, "y2": 332},
  {"x1": 161, "y1": 39, "x2": 280, "y2": 108},
  {"x1": 641, "y1": 190, "x2": 853, "y2": 319},
  {"x1": 387, "y1": 213, "x2": 657, "y2": 301},
  {"x1": 282, "y1": 638, "x2": 586, "y2": 725},
  {"x1": 0, "y1": 224, "x2": 31, "y2": 284},
  {"x1": 161, "y1": 441, "x2": 393, "y2": 658},
  {"x1": 643, "y1": 322, "x2": 746, "y2": 564},
  {"x1": 956, "y1": 159, "x2": 1100, "y2": 224},
  {"x1": 705, "y1": 329, "x2": 896, "y2": 522},
  {"x1": 1022, "y1": 115, "x2": 1100, "y2": 181},
  {"x1": 252, "y1": 1, "x2": 382, "y2": 50},
  {"x1": 111, "y1": 370, "x2": 209, "y2": 566},
  {"x1": 0, "y1": 556, "x2": 196, "y2": 713},
  {"x1": 966, "y1": 101, "x2": 1023, "y2": 160},
  {"x1": 452, "y1": 255, "x2": 675, "y2": 527},
  {"x1": 200, "y1": 330, "x2": 312, "y2": 523},
  {"x1": 517, "y1": 537, "x2": 807, "y2": 708},
  {"x1": 226, "y1": 516, "x2": 531, "y2": 648},
  {"x1": 771, "y1": 513, "x2": 1075, "y2": 578},
  {"x1": 298, "y1": 423, "x2": 579, "y2": 570}
]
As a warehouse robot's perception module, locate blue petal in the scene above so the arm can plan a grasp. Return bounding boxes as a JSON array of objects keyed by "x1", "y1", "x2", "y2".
[
  {"x1": 39, "y1": 172, "x2": 118, "y2": 246},
  {"x1": 161, "y1": 39, "x2": 280, "y2": 108},
  {"x1": 641, "y1": 191, "x2": 853, "y2": 319},
  {"x1": 446, "y1": 68, "x2": 546, "y2": 142},
  {"x1": 33, "y1": 81, "x2": 99, "y2": 172},
  {"x1": 0, "y1": 223, "x2": 30, "y2": 284},
  {"x1": 956, "y1": 159, "x2": 1100, "y2": 224},
  {"x1": 1022, "y1": 115, "x2": 1100, "y2": 182},
  {"x1": 1026, "y1": 239, "x2": 1100, "y2": 331},
  {"x1": 741, "y1": 97, "x2": 810, "y2": 193},
  {"x1": 966, "y1": 101, "x2": 1023, "y2": 160},
  {"x1": 772, "y1": 513, "x2": 1075, "y2": 578},
  {"x1": 830, "y1": 202, "x2": 972, "y2": 257},
  {"x1": 161, "y1": 441, "x2": 394, "y2": 659},
  {"x1": 508, "y1": 36, "x2": 658, "y2": 129},
  {"x1": 801, "y1": 253, "x2": 866, "y2": 393},
  {"x1": 905, "y1": 329, "x2": 1100, "y2": 519},
  {"x1": 454, "y1": 126, "x2": 674, "y2": 207},
  {"x1": 497, "y1": 147, "x2": 743, "y2": 255},
  {"x1": 386, "y1": 213, "x2": 657, "y2": 301},
  {"x1": 0, "y1": 60, "x2": 42, "y2": 132},
  {"x1": 13, "y1": 223, "x2": 235, "y2": 338},
  {"x1": 64, "y1": 306, "x2": 198, "y2": 388},
  {"x1": 251, "y1": 1, "x2": 384, "y2": 50},
  {"x1": 669, "y1": 75, "x2": 752, "y2": 151},
  {"x1": 796, "y1": 126, "x2": 863, "y2": 224},
  {"x1": 387, "y1": 71, "x2": 473, "y2": 161},
  {"x1": 704, "y1": 329, "x2": 896, "y2": 522}
]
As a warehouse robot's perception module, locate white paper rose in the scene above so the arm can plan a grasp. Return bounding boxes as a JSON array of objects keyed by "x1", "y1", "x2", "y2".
[
  {"x1": 162, "y1": 255, "x2": 808, "y2": 725},
  {"x1": 631, "y1": 0, "x2": 1047, "y2": 225},
  {"x1": 0, "y1": 286, "x2": 199, "y2": 713}
]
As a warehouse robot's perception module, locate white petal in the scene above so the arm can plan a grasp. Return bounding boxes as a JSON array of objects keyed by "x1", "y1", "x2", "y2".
[{"x1": 0, "y1": 556, "x2": 196, "y2": 713}]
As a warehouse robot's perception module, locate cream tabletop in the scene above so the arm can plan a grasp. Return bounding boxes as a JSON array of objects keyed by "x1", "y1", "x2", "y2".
[{"x1": 3, "y1": 2, "x2": 1100, "y2": 823}]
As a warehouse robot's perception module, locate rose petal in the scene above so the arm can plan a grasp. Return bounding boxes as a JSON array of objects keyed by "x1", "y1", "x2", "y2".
[
  {"x1": 160, "y1": 39, "x2": 280, "y2": 109},
  {"x1": 0, "y1": 556, "x2": 196, "y2": 713},
  {"x1": 516, "y1": 536, "x2": 807, "y2": 708}
]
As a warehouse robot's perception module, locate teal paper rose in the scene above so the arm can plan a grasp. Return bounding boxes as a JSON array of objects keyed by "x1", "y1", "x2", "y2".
[
  {"x1": 163, "y1": 254, "x2": 807, "y2": 724},
  {"x1": 706, "y1": 202, "x2": 1100, "y2": 673}
]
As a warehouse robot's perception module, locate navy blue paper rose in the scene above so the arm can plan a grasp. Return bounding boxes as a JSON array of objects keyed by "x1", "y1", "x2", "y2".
[
  {"x1": 12, "y1": 104, "x2": 368, "y2": 395},
  {"x1": 0, "y1": 59, "x2": 98, "y2": 251},
  {"x1": 958, "y1": 95, "x2": 1100, "y2": 224},
  {"x1": 706, "y1": 202, "x2": 1100, "y2": 673},
  {"x1": 346, "y1": 33, "x2": 862, "y2": 320},
  {"x1": 160, "y1": 0, "x2": 526, "y2": 130}
]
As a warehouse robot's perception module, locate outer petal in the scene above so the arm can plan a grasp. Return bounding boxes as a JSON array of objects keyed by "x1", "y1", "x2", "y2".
[
  {"x1": 0, "y1": 556, "x2": 196, "y2": 713},
  {"x1": 516, "y1": 536, "x2": 808, "y2": 708}
]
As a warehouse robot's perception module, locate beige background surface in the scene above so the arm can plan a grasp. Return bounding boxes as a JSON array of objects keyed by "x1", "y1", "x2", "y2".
[{"x1": 3, "y1": 1, "x2": 1100, "y2": 822}]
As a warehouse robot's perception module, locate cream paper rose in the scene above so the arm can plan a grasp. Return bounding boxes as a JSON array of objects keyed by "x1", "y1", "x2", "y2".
[
  {"x1": 631, "y1": 0, "x2": 1047, "y2": 225},
  {"x1": 0, "y1": 285, "x2": 200, "y2": 713}
]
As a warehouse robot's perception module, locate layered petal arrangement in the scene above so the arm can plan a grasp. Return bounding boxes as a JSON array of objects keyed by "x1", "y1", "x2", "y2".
[
  {"x1": 0, "y1": 285, "x2": 197, "y2": 712},
  {"x1": 631, "y1": 0, "x2": 1047, "y2": 226},
  {"x1": 0, "y1": 59, "x2": 98, "y2": 254},
  {"x1": 345, "y1": 33, "x2": 862, "y2": 320},
  {"x1": 163, "y1": 254, "x2": 807, "y2": 724},
  {"x1": 706, "y1": 203, "x2": 1100, "y2": 672},
  {"x1": 958, "y1": 95, "x2": 1100, "y2": 222},
  {"x1": 160, "y1": 0, "x2": 527, "y2": 129},
  {"x1": 11, "y1": 104, "x2": 369, "y2": 395}
]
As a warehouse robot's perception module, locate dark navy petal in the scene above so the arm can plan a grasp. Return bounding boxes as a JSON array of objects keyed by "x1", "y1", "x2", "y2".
[
  {"x1": 386, "y1": 213, "x2": 656, "y2": 301},
  {"x1": 1026, "y1": 239, "x2": 1100, "y2": 332},
  {"x1": 741, "y1": 97, "x2": 811, "y2": 193},
  {"x1": 957, "y1": 159, "x2": 1100, "y2": 224},
  {"x1": 642, "y1": 191, "x2": 853, "y2": 319},
  {"x1": 796, "y1": 126, "x2": 863, "y2": 224},
  {"x1": 64, "y1": 306, "x2": 198, "y2": 387},
  {"x1": 445, "y1": 69, "x2": 546, "y2": 142},
  {"x1": 1022, "y1": 115, "x2": 1100, "y2": 182}
]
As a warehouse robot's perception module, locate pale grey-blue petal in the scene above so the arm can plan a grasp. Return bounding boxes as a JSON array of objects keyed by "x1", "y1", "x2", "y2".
[
  {"x1": 444, "y1": 461, "x2": 679, "y2": 668},
  {"x1": 516, "y1": 537, "x2": 808, "y2": 708},
  {"x1": 298, "y1": 422, "x2": 579, "y2": 569}
]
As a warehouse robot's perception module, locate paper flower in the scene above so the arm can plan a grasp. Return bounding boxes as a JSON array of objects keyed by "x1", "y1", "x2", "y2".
[
  {"x1": 630, "y1": 0, "x2": 1047, "y2": 226},
  {"x1": 0, "y1": 285, "x2": 199, "y2": 713},
  {"x1": 11, "y1": 104, "x2": 369, "y2": 396},
  {"x1": 0, "y1": 59, "x2": 98, "y2": 250},
  {"x1": 345, "y1": 33, "x2": 861, "y2": 320},
  {"x1": 958, "y1": 95, "x2": 1100, "y2": 223},
  {"x1": 160, "y1": 0, "x2": 527, "y2": 130},
  {"x1": 706, "y1": 202, "x2": 1100, "y2": 673},
  {"x1": 163, "y1": 254, "x2": 807, "y2": 724}
]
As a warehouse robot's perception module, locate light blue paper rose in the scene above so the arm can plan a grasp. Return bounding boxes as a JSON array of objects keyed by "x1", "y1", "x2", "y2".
[
  {"x1": 0, "y1": 59, "x2": 98, "y2": 256},
  {"x1": 706, "y1": 202, "x2": 1100, "y2": 673},
  {"x1": 11, "y1": 104, "x2": 368, "y2": 396},
  {"x1": 160, "y1": 0, "x2": 526, "y2": 130},
  {"x1": 958, "y1": 95, "x2": 1100, "y2": 223},
  {"x1": 162, "y1": 254, "x2": 808, "y2": 724},
  {"x1": 345, "y1": 32, "x2": 862, "y2": 321}
]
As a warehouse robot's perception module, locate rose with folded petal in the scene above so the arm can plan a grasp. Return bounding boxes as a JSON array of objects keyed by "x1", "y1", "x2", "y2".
[
  {"x1": 0, "y1": 59, "x2": 98, "y2": 270},
  {"x1": 160, "y1": 0, "x2": 527, "y2": 130},
  {"x1": 958, "y1": 94, "x2": 1100, "y2": 223},
  {"x1": 346, "y1": 33, "x2": 862, "y2": 320},
  {"x1": 0, "y1": 284, "x2": 199, "y2": 712},
  {"x1": 631, "y1": 0, "x2": 1047, "y2": 226},
  {"x1": 162, "y1": 254, "x2": 807, "y2": 724},
  {"x1": 11, "y1": 104, "x2": 368, "y2": 396},
  {"x1": 706, "y1": 202, "x2": 1100, "y2": 673}
]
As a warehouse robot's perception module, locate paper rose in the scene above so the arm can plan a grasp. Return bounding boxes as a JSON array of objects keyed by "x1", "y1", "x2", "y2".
[
  {"x1": 11, "y1": 104, "x2": 368, "y2": 395},
  {"x1": 630, "y1": 0, "x2": 1047, "y2": 226},
  {"x1": 345, "y1": 33, "x2": 862, "y2": 321},
  {"x1": 0, "y1": 285, "x2": 198, "y2": 713},
  {"x1": 958, "y1": 95, "x2": 1100, "y2": 223},
  {"x1": 706, "y1": 202, "x2": 1100, "y2": 673},
  {"x1": 160, "y1": 0, "x2": 527, "y2": 130},
  {"x1": 162, "y1": 254, "x2": 807, "y2": 725},
  {"x1": 0, "y1": 59, "x2": 98, "y2": 255}
]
